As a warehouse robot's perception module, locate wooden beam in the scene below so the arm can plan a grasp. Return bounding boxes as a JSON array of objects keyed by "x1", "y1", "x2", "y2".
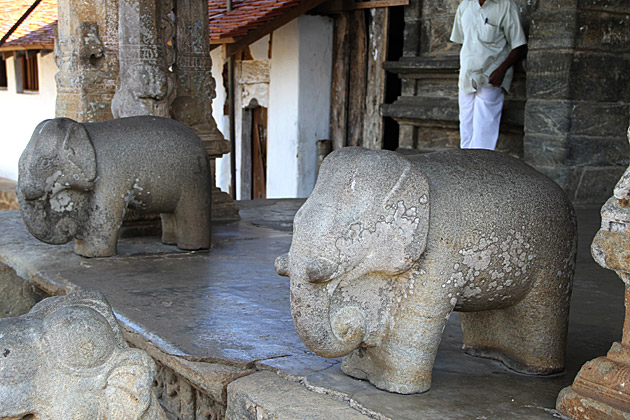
[
  {"x1": 225, "y1": 0, "x2": 329, "y2": 57},
  {"x1": 363, "y1": 7, "x2": 388, "y2": 150},
  {"x1": 347, "y1": 9, "x2": 367, "y2": 147},
  {"x1": 354, "y1": 0, "x2": 409, "y2": 9},
  {"x1": 330, "y1": 12, "x2": 351, "y2": 150},
  {"x1": 311, "y1": 0, "x2": 355, "y2": 14},
  {"x1": 210, "y1": 37, "x2": 236, "y2": 45},
  {"x1": 0, "y1": 44, "x2": 53, "y2": 52}
]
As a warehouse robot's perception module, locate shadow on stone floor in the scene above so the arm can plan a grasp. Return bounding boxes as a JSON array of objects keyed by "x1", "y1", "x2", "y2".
[{"x1": 0, "y1": 200, "x2": 622, "y2": 419}]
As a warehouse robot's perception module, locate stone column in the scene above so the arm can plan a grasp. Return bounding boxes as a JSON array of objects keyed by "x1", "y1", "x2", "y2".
[
  {"x1": 111, "y1": 0, "x2": 175, "y2": 118},
  {"x1": 55, "y1": 0, "x2": 119, "y2": 122},
  {"x1": 524, "y1": 1, "x2": 630, "y2": 204},
  {"x1": 557, "y1": 126, "x2": 630, "y2": 418},
  {"x1": 173, "y1": 0, "x2": 237, "y2": 220}
]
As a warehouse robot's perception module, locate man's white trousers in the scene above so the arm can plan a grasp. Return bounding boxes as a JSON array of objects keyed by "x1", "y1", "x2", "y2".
[{"x1": 458, "y1": 87, "x2": 504, "y2": 150}]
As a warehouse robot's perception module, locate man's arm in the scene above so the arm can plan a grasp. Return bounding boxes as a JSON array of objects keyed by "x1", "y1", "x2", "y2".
[{"x1": 488, "y1": 44, "x2": 526, "y2": 88}]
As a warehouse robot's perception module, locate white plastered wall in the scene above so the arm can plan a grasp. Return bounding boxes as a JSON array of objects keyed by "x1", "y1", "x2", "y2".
[
  {"x1": 0, "y1": 52, "x2": 57, "y2": 181},
  {"x1": 212, "y1": 14, "x2": 333, "y2": 199},
  {"x1": 267, "y1": 15, "x2": 333, "y2": 198},
  {"x1": 296, "y1": 15, "x2": 333, "y2": 197}
]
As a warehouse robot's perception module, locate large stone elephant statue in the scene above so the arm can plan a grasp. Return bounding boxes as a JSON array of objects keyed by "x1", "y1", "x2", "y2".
[
  {"x1": 17, "y1": 116, "x2": 212, "y2": 257},
  {"x1": 0, "y1": 290, "x2": 167, "y2": 420},
  {"x1": 275, "y1": 147, "x2": 577, "y2": 394}
]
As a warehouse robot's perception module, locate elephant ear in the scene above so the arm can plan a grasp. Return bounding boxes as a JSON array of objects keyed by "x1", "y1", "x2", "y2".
[
  {"x1": 379, "y1": 154, "x2": 430, "y2": 270},
  {"x1": 105, "y1": 349, "x2": 166, "y2": 420},
  {"x1": 326, "y1": 148, "x2": 430, "y2": 277},
  {"x1": 58, "y1": 118, "x2": 97, "y2": 188}
]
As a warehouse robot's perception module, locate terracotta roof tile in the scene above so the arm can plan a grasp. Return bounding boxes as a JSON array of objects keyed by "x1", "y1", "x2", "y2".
[
  {"x1": 0, "y1": 0, "x2": 309, "y2": 50},
  {"x1": 0, "y1": 0, "x2": 57, "y2": 49},
  {"x1": 208, "y1": 0, "x2": 306, "y2": 41}
]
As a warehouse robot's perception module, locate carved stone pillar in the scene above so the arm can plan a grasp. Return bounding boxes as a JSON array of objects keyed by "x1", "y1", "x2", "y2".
[
  {"x1": 556, "y1": 126, "x2": 630, "y2": 418},
  {"x1": 55, "y1": 0, "x2": 238, "y2": 221},
  {"x1": 55, "y1": 0, "x2": 119, "y2": 122},
  {"x1": 111, "y1": 0, "x2": 174, "y2": 118},
  {"x1": 173, "y1": 0, "x2": 237, "y2": 220}
]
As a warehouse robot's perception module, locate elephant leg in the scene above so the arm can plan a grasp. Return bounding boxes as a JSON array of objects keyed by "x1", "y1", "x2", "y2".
[
  {"x1": 74, "y1": 196, "x2": 126, "y2": 257},
  {"x1": 342, "y1": 280, "x2": 456, "y2": 394},
  {"x1": 173, "y1": 196, "x2": 211, "y2": 250},
  {"x1": 460, "y1": 266, "x2": 572, "y2": 374},
  {"x1": 160, "y1": 213, "x2": 176, "y2": 245}
]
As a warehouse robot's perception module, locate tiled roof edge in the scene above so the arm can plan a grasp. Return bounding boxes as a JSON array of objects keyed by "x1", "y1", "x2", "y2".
[{"x1": 0, "y1": 0, "x2": 43, "y2": 47}]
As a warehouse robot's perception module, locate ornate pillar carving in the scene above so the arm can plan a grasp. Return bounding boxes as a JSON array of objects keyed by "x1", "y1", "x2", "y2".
[
  {"x1": 557, "y1": 126, "x2": 630, "y2": 418},
  {"x1": 172, "y1": 0, "x2": 237, "y2": 220},
  {"x1": 55, "y1": 0, "x2": 119, "y2": 122},
  {"x1": 172, "y1": 0, "x2": 228, "y2": 156},
  {"x1": 55, "y1": 0, "x2": 238, "y2": 221},
  {"x1": 111, "y1": 0, "x2": 175, "y2": 118}
]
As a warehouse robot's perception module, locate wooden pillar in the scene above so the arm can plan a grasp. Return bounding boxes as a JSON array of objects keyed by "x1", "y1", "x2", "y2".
[
  {"x1": 363, "y1": 7, "x2": 388, "y2": 150},
  {"x1": 329, "y1": 7, "x2": 388, "y2": 150},
  {"x1": 330, "y1": 12, "x2": 350, "y2": 150},
  {"x1": 346, "y1": 10, "x2": 366, "y2": 147}
]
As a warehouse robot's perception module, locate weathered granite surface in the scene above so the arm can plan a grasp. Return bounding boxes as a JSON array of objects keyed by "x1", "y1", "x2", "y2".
[
  {"x1": 0, "y1": 199, "x2": 623, "y2": 419},
  {"x1": 276, "y1": 147, "x2": 577, "y2": 394},
  {"x1": 0, "y1": 290, "x2": 167, "y2": 419},
  {"x1": 17, "y1": 116, "x2": 212, "y2": 257}
]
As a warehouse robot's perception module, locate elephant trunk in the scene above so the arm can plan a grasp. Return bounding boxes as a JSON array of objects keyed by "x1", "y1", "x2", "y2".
[
  {"x1": 17, "y1": 192, "x2": 78, "y2": 245},
  {"x1": 276, "y1": 253, "x2": 366, "y2": 358},
  {"x1": 19, "y1": 181, "x2": 45, "y2": 201},
  {"x1": 291, "y1": 278, "x2": 365, "y2": 357},
  {"x1": 291, "y1": 284, "x2": 365, "y2": 358}
]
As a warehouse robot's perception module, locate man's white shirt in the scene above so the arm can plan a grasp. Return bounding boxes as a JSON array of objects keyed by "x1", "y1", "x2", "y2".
[{"x1": 450, "y1": 0, "x2": 527, "y2": 94}]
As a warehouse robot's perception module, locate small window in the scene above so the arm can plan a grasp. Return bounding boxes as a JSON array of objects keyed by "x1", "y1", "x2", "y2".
[
  {"x1": 0, "y1": 57, "x2": 7, "y2": 89},
  {"x1": 22, "y1": 54, "x2": 38, "y2": 91}
]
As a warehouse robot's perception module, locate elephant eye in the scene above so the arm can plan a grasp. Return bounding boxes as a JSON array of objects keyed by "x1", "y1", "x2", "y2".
[{"x1": 40, "y1": 158, "x2": 53, "y2": 168}]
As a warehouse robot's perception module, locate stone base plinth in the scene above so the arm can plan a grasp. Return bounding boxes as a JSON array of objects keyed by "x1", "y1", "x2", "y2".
[
  {"x1": 557, "y1": 286, "x2": 630, "y2": 419},
  {"x1": 557, "y1": 344, "x2": 630, "y2": 419},
  {"x1": 212, "y1": 187, "x2": 240, "y2": 221}
]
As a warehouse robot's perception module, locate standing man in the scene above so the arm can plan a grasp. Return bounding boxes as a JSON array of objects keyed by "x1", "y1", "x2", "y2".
[{"x1": 450, "y1": 0, "x2": 527, "y2": 150}]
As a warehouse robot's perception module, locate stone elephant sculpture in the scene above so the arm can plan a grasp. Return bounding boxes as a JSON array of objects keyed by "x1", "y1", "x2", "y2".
[
  {"x1": 17, "y1": 116, "x2": 212, "y2": 257},
  {"x1": 275, "y1": 147, "x2": 577, "y2": 394},
  {"x1": 0, "y1": 290, "x2": 167, "y2": 420}
]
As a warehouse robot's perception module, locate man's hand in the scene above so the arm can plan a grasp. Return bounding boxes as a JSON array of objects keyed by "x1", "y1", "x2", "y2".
[
  {"x1": 489, "y1": 67, "x2": 507, "y2": 87},
  {"x1": 488, "y1": 45, "x2": 526, "y2": 88}
]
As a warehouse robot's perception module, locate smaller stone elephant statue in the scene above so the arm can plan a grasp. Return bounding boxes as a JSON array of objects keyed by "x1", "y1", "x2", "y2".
[
  {"x1": 275, "y1": 147, "x2": 577, "y2": 394},
  {"x1": 17, "y1": 116, "x2": 212, "y2": 257},
  {"x1": 0, "y1": 290, "x2": 167, "y2": 420}
]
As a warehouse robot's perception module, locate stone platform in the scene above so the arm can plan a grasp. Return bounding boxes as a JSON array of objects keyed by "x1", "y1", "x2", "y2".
[{"x1": 0, "y1": 199, "x2": 624, "y2": 419}]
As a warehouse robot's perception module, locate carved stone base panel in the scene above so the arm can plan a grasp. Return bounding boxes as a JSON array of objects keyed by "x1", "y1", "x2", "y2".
[
  {"x1": 557, "y1": 356, "x2": 630, "y2": 420},
  {"x1": 557, "y1": 286, "x2": 630, "y2": 419},
  {"x1": 154, "y1": 364, "x2": 225, "y2": 420},
  {"x1": 212, "y1": 188, "x2": 240, "y2": 222}
]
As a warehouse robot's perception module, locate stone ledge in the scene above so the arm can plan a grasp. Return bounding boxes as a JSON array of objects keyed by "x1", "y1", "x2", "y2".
[
  {"x1": 0, "y1": 201, "x2": 626, "y2": 419},
  {"x1": 226, "y1": 371, "x2": 374, "y2": 420}
]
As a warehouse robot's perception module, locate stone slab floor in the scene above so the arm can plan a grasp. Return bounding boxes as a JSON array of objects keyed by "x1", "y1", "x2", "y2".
[{"x1": 0, "y1": 199, "x2": 623, "y2": 419}]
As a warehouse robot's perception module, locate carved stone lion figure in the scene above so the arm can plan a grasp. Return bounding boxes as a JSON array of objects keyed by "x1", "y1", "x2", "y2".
[{"x1": 0, "y1": 290, "x2": 167, "y2": 419}]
